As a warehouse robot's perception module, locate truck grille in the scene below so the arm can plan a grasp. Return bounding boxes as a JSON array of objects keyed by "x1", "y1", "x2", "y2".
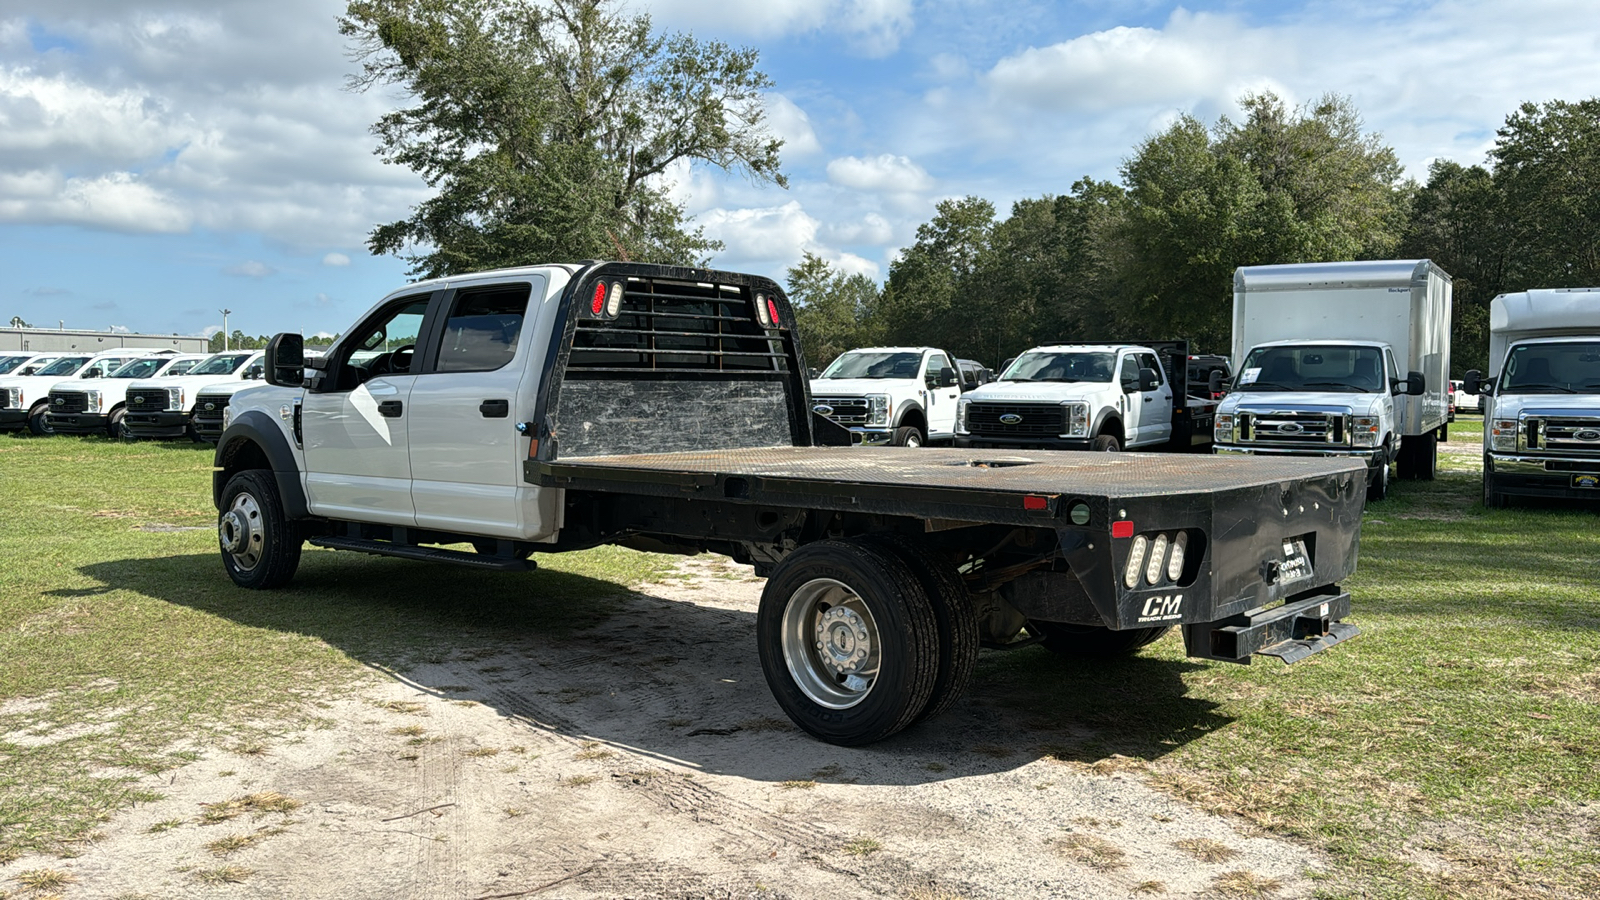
[
  {"x1": 1527, "y1": 416, "x2": 1600, "y2": 455},
  {"x1": 1239, "y1": 410, "x2": 1346, "y2": 445},
  {"x1": 0, "y1": 388, "x2": 12, "y2": 409},
  {"x1": 811, "y1": 396, "x2": 870, "y2": 426},
  {"x1": 127, "y1": 388, "x2": 173, "y2": 411},
  {"x1": 966, "y1": 403, "x2": 1065, "y2": 437},
  {"x1": 49, "y1": 390, "x2": 88, "y2": 414},
  {"x1": 192, "y1": 394, "x2": 230, "y2": 434}
]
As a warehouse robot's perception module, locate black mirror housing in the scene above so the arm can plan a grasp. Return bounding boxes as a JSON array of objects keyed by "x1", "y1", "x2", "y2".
[
  {"x1": 1138, "y1": 367, "x2": 1161, "y2": 392},
  {"x1": 1406, "y1": 371, "x2": 1426, "y2": 396},
  {"x1": 938, "y1": 366, "x2": 958, "y2": 387},
  {"x1": 1463, "y1": 370, "x2": 1482, "y2": 395},
  {"x1": 263, "y1": 333, "x2": 304, "y2": 387},
  {"x1": 1207, "y1": 369, "x2": 1225, "y2": 394}
]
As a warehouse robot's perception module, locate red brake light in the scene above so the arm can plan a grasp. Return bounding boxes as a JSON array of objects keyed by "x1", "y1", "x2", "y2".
[
  {"x1": 1111, "y1": 520, "x2": 1135, "y2": 539},
  {"x1": 766, "y1": 297, "x2": 781, "y2": 326},
  {"x1": 591, "y1": 282, "x2": 607, "y2": 315},
  {"x1": 1023, "y1": 495, "x2": 1048, "y2": 511}
]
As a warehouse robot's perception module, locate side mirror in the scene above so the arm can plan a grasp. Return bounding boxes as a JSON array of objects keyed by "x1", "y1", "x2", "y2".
[
  {"x1": 938, "y1": 366, "x2": 958, "y2": 387},
  {"x1": 1138, "y1": 367, "x2": 1161, "y2": 392},
  {"x1": 1207, "y1": 369, "x2": 1225, "y2": 395},
  {"x1": 84, "y1": 368, "x2": 103, "y2": 379},
  {"x1": 1463, "y1": 370, "x2": 1482, "y2": 395},
  {"x1": 263, "y1": 333, "x2": 304, "y2": 387},
  {"x1": 1406, "y1": 371, "x2": 1426, "y2": 397}
]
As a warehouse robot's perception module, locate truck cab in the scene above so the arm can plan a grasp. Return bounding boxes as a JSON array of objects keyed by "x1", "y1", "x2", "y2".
[
  {"x1": 1466, "y1": 288, "x2": 1600, "y2": 506},
  {"x1": 954, "y1": 343, "x2": 1177, "y2": 451},
  {"x1": 123, "y1": 350, "x2": 266, "y2": 440},
  {"x1": 809, "y1": 346, "x2": 963, "y2": 447}
]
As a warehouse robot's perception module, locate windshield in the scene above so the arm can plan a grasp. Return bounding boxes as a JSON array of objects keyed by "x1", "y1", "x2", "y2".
[
  {"x1": 111, "y1": 358, "x2": 168, "y2": 379},
  {"x1": 163, "y1": 359, "x2": 201, "y2": 376},
  {"x1": 1237, "y1": 345, "x2": 1385, "y2": 393},
  {"x1": 1499, "y1": 341, "x2": 1600, "y2": 394},
  {"x1": 1000, "y1": 351, "x2": 1115, "y2": 383},
  {"x1": 0, "y1": 356, "x2": 33, "y2": 375},
  {"x1": 190, "y1": 353, "x2": 253, "y2": 376},
  {"x1": 35, "y1": 356, "x2": 91, "y2": 377},
  {"x1": 820, "y1": 351, "x2": 922, "y2": 379}
]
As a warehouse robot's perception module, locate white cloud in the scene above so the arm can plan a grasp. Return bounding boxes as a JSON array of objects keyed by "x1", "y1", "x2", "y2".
[
  {"x1": 766, "y1": 94, "x2": 822, "y2": 158},
  {"x1": 642, "y1": 0, "x2": 913, "y2": 56},
  {"x1": 321, "y1": 252, "x2": 350, "y2": 267},
  {"x1": 826, "y1": 154, "x2": 934, "y2": 194},
  {"x1": 829, "y1": 251, "x2": 879, "y2": 280},
  {"x1": 823, "y1": 212, "x2": 894, "y2": 246},
  {"x1": 0, "y1": 169, "x2": 190, "y2": 232},
  {"x1": 701, "y1": 201, "x2": 819, "y2": 264},
  {"x1": 223, "y1": 260, "x2": 275, "y2": 278}
]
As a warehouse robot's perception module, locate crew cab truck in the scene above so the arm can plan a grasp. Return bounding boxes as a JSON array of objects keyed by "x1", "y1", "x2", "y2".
[
  {"x1": 0, "y1": 350, "x2": 165, "y2": 435},
  {"x1": 1464, "y1": 287, "x2": 1600, "y2": 507},
  {"x1": 46, "y1": 351, "x2": 204, "y2": 438},
  {"x1": 953, "y1": 342, "x2": 1216, "y2": 452},
  {"x1": 809, "y1": 347, "x2": 963, "y2": 447},
  {"x1": 213, "y1": 262, "x2": 1366, "y2": 747},
  {"x1": 1214, "y1": 261, "x2": 1451, "y2": 501},
  {"x1": 124, "y1": 351, "x2": 265, "y2": 440}
]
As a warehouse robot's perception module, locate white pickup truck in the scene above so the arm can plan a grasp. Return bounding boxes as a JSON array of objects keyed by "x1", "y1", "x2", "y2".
[
  {"x1": 46, "y1": 352, "x2": 205, "y2": 438},
  {"x1": 954, "y1": 342, "x2": 1214, "y2": 452},
  {"x1": 809, "y1": 346, "x2": 963, "y2": 446},
  {"x1": 0, "y1": 350, "x2": 175, "y2": 435},
  {"x1": 123, "y1": 351, "x2": 265, "y2": 440}
]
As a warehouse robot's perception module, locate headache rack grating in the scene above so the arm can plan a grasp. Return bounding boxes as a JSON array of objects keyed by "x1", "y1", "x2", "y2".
[{"x1": 567, "y1": 277, "x2": 788, "y2": 377}]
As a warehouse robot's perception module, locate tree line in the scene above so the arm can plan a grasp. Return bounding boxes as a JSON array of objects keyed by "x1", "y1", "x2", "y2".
[{"x1": 790, "y1": 95, "x2": 1600, "y2": 377}]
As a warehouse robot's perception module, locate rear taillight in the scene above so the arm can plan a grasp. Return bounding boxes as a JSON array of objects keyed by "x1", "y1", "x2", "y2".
[
  {"x1": 606, "y1": 281, "x2": 623, "y2": 317},
  {"x1": 590, "y1": 282, "x2": 607, "y2": 315},
  {"x1": 754, "y1": 293, "x2": 772, "y2": 327},
  {"x1": 766, "y1": 296, "x2": 781, "y2": 326}
]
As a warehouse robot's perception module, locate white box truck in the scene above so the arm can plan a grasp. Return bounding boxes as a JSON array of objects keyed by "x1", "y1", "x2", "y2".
[
  {"x1": 1464, "y1": 287, "x2": 1600, "y2": 507},
  {"x1": 1213, "y1": 260, "x2": 1452, "y2": 500}
]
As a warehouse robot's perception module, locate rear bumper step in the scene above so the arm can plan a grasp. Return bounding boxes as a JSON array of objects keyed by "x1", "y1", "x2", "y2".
[
  {"x1": 1183, "y1": 588, "x2": 1357, "y2": 665},
  {"x1": 308, "y1": 536, "x2": 534, "y2": 571}
]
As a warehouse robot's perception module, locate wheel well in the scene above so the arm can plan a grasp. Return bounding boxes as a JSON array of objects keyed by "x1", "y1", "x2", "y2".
[
  {"x1": 1097, "y1": 416, "x2": 1124, "y2": 442},
  {"x1": 896, "y1": 407, "x2": 927, "y2": 432},
  {"x1": 219, "y1": 438, "x2": 272, "y2": 483}
]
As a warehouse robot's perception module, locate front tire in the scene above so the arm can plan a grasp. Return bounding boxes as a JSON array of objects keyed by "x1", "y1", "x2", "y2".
[
  {"x1": 1091, "y1": 434, "x2": 1121, "y2": 452},
  {"x1": 1030, "y1": 621, "x2": 1170, "y2": 657},
  {"x1": 1367, "y1": 451, "x2": 1390, "y2": 502},
  {"x1": 756, "y1": 540, "x2": 939, "y2": 746},
  {"x1": 893, "y1": 425, "x2": 925, "y2": 448},
  {"x1": 105, "y1": 406, "x2": 126, "y2": 440},
  {"x1": 218, "y1": 470, "x2": 302, "y2": 589},
  {"x1": 1483, "y1": 463, "x2": 1506, "y2": 509},
  {"x1": 27, "y1": 403, "x2": 52, "y2": 435}
]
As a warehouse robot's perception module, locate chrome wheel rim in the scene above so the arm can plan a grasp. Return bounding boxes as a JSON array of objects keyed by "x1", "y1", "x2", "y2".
[
  {"x1": 905, "y1": 432, "x2": 922, "y2": 448},
  {"x1": 219, "y1": 493, "x2": 264, "y2": 571},
  {"x1": 780, "y1": 578, "x2": 881, "y2": 709}
]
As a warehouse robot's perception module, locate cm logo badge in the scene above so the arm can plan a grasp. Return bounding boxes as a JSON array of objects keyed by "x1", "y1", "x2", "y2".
[{"x1": 1137, "y1": 594, "x2": 1183, "y2": 623}]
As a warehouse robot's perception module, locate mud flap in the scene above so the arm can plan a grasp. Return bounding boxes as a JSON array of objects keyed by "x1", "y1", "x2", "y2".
[{"x1": 1183, "y1": 588, "x2": 1357, "y2": 665}]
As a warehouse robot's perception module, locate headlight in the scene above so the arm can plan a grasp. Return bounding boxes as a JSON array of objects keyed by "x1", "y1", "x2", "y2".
[
  {"x1": 1491, "y1": 419, "x2": 1518, "y2": 452},
  {"x1": 956, "y1": 398, "x2": 970, "y2": 434},
  {"x1": 168, "y1": 388, "x2": 184, "y2": 411},
  {"x1": 1061, "y1": 401, "x2": 1090, "y2": 437},
  {"x1": 865, "y1": 394, "x2": 889, "y2": 427},
  {"x1": 1352, "y1": 415, "x2": 1380, "y2": 447},
  {"x1": 84, "y1": 390, "x2": 103, "y2": 412},
  {"x1": 1215, "y1": 413, "x2": 1235, "y2": 444},
  {"x1": 222, "y1": 405, "x2": 235, "y2": 430}
]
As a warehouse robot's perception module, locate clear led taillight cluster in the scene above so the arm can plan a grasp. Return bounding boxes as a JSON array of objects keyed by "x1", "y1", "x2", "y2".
[{"x1": 1123, "y1": 531, "x2": 1190, "y2": 589}]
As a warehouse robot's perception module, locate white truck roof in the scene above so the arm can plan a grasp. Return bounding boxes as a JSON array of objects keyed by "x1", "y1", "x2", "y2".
[
  {"x1": 1488, "y1": 287, "x2": 1600, "y2": 373},
  {"x1": 1234, "y1": 259, "x2": 1450, "y2": 292}
]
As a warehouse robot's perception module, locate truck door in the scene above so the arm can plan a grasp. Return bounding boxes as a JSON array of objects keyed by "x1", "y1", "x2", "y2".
[
  {"x1": 922, "y1": 351, "x2": 960, "y2": 437},
  {"x1": 1117, "y1": 353, "x2": 1145, "y2": 445},
  {"x1": 301, "y1": 294, "x2": 433, "y2": 525},
  {"x1": 407, "y1": 277, "x2": 546, "y2": 537},
  {"x1": 1137, "y1": 350, "x2": 1174, "y2": 445}
]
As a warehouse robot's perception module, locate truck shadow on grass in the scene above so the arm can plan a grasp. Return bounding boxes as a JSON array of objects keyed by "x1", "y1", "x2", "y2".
[{"x1": 68, "y1": 549, "x2": 1229, "y2": 787}]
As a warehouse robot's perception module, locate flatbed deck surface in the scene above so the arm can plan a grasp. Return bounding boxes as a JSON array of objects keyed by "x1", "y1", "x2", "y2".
[{"x1": 539, "y1": 447, "x2": 1366, "y2": 499}]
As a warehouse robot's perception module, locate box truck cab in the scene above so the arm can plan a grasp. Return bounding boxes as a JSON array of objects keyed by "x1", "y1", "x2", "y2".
[
  {"x1": 1464, "y1": 288, "x2": 1600, "y2": 507},
  {"x1": 809, "y1": 346, "x2": 963, "y2": 447},
  {"x1": 1213, "y1": 260, "x2": 1452, "y2": 501}
]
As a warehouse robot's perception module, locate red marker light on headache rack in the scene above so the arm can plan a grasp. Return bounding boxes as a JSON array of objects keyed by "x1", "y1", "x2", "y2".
[
  {"x1": 591, "y1": 282, "x2": 607, "y2": 315},
  {"x1": 766, "y1": 297, "x2": 781, "y2": 326},
  {"x1": 1111, "y1": 520, "x2": 1135, "y2": 539}
]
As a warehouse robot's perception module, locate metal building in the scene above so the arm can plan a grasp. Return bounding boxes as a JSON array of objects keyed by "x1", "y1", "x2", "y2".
[{"x1": 0, "y1": 327, "x2": 209, "y2": 353}]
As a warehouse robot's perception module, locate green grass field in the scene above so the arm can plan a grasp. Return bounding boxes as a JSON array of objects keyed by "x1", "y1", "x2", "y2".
[{"x1": 2, "y1": 431, "x2": 1597, "y2": 897}]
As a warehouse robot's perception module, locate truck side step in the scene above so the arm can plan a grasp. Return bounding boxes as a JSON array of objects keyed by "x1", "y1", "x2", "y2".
[{"x1": 309, "y1": 536, "x2": 535, "y2": 571}]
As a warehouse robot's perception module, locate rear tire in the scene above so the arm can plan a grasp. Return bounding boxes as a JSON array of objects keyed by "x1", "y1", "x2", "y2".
[
  {"x1": 27, "y1": 403, "x2": 52, "y2": 435},
  {"x1": 1091, "y1": 434, "x2": 1121, "y2": 452},
  {"x1": 1030, "y1": 621, "x2": 1170, "y2": 657},
  {"x1": 756, "y1": 539, "x2": 939, "y2": 746},
  {"x1": 893, "y1": 425, "x2": 925, "y2": 448},
  {"x1": 860, "y1": 534, "x2": 979, "y2": 724},
  {"x1": 1367, "y1": 451, "x2": 1390, "y2": 502},
  {"x1": 218, "y1": 470, "x2": 302, "y2": 589}
]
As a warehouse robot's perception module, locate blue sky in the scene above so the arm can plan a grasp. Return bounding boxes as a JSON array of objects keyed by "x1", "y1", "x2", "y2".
[{"x1": 2, "y1": 0, "x2": 1598, "y2": 340}]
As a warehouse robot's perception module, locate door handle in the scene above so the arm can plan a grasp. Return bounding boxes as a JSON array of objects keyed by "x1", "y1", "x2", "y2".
[
  {"x1": 1143, "y1": 396, "x2": 1153, "y2": 402},
  {"x1": 479, "y1": 399, "x2": 509, "y2": 418},
  {"x1": 378, "y1": 400, "x2": 403, "y2": 418}
]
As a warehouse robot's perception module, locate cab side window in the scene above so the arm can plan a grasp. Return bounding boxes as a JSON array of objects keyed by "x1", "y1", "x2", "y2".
[
  {"x1": 330, "y1": 296, "x2": 430, "y2": 391},
  {"x1": 1119, "y1": 356, "x2": 1140, "y2": 392},
  {"x1": 433, "y1": 284, "x2": 532, "y2": 373},
  {"x1": 923, "y1": 352, "x2": 952, "y2": 385},
  {"x1": 1385, "y1": 350, "x2": 1401, "y2": 390},
  {"x1": 1137, "y1": 352, "x2": 1165, "y2": 387}
]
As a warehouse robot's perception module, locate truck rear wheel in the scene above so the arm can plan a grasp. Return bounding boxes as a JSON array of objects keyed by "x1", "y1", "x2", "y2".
[
  {"x1": 1029, "y1": 621, "x2": 1170, "y2": 657},
  {"x1": 860, "y1": 534, "x2": 979, "y2": 724},
  {"x1": 756, "y1": 539, "x2": 939, "y2": 746},
  {"x1": 219, "y1": 470, "x2": 303, "y2": 589},
  {"x1": 1397, "y1": 433, "x2": 1438, "y2": 480}
]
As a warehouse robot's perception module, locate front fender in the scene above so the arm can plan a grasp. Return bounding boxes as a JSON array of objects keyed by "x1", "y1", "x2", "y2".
[
  {"x1": 214, "y1": 410, "x2": 309, "y2": 518},
  {"x1": 894, "y1": 399, "x2": 925, "y2": 428}
]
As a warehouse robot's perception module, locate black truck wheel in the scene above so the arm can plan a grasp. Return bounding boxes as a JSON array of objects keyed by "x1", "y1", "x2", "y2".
[
  {"x1": 1030, "y1": 621, "x2": 1170, "y2": 657},
  {"x1": 1483, "y1": 463, "x2": 1506, "y2": 509},
  {"x1": 1367, "y1": 451, "x2": 1390, "y2": 502},
  {"x1": 1091, "y1": 434, "x2": 1121, "y2": 452},
  {"x1": 27, "y1": 403, "x2": 52, "y2": 435},
  {"x1": 860, "y1": 534, "x2": 979, "y2": 724},
  {"x1": 756, "y1": 539, "x2": 939, "y2": 746},
  {"x1": 105, "y1": 406, "x2": 126, "y2": 439},
  {"x1": 218, "y1": 470, "x2": 303, "y2": 589},
  {"x1": 893, "y1": 425, "x2": 925, "y2": 448}
]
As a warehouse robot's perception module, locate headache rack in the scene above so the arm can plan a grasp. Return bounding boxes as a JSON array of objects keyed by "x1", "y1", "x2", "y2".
[{"x1": 566, "y1": 275, "x2": 791, "y2": 377}]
